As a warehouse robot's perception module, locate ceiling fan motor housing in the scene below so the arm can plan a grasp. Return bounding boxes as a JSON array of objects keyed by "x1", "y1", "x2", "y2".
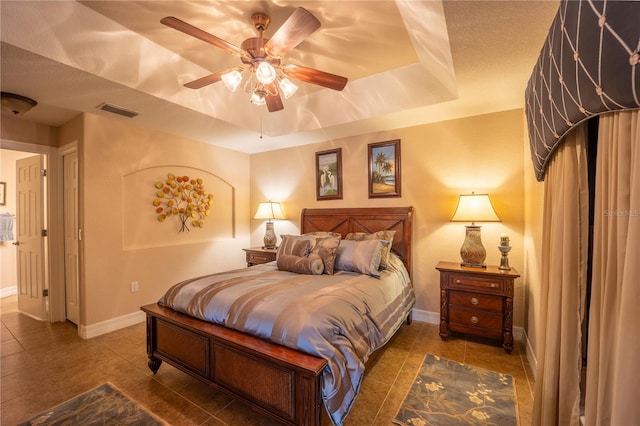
[
  {"x1": 251, "y1": 12, "x2": 271, "y2": 32},
  {"x1": 240, "y1": 38, "x2": 281, "y2": 67}
]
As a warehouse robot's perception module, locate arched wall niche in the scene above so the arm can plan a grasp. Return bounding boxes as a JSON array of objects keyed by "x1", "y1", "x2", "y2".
[{"x1": 122, "y1": 165, "x2": 235, "y2": 250}]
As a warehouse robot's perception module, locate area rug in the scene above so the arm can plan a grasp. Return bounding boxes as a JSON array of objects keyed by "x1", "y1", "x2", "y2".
[
  {"x1": 18, "y1": 382, "x2": 167, "y2": 426},
  {"x1": 393, "y1": 353, "x2": 517, "y2": 426}
]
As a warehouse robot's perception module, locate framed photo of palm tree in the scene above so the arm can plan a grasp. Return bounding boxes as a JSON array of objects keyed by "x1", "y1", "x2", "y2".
[
  {"x1": 368, "y1": 139, "x2": 401, "y2": 198},
  {"x1": 315, "y1": 148, "x2": 343, "y2": 200}
]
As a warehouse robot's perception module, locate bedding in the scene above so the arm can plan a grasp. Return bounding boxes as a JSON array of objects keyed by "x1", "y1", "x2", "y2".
[{"x1": 158, "y1": 252, "x2": 414, "y2": 425}]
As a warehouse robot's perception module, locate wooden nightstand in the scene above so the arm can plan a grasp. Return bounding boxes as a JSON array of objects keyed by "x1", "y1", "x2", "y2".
[
  {"x1": 243, "y1": 247, "x2": 277, "y2": 267},
  {"x1": 436, "y1": 261, "x2": 520, "y2": 353}
]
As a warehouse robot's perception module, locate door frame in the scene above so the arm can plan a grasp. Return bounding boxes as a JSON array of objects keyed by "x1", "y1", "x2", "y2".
[
  {"x1": 59, "y1": 141, "x2": 80, "y2": 325},
  {"x1": 1, "y1": 139, "x2": 65, "y2": 322}
]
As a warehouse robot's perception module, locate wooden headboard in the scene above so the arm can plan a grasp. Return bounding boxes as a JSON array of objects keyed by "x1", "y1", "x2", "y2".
[{"x1": 300, "y1": 207, "x2": 414, "y2": 278}]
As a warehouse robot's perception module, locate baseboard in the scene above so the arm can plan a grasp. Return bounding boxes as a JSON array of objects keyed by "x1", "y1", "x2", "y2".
[
  {"x1": 411, "y1": 307, "x2": 440, "y2": 325},
  {"x1": 0, "y1": 286, "x2": 17, "y2": 298},
  {"x1": 411, "y1": 307, "x2": 526, "y2": 343},
  {"x1": 524, "y1": 328, "x2": 538, "y2": 380},
  {"x1": 79, "y1": 310, "x2": 146, "y2": 339}
]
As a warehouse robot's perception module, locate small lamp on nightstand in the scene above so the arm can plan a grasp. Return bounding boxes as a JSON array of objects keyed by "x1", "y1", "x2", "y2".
[
  {"x1": 451, "y1": 193, "x2": 501, "y2": 268},
  {"x1": 253, "y1": 201, "x2": 287, "y2": 249}
]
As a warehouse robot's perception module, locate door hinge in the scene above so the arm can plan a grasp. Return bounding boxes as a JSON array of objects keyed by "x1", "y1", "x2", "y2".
[
  {"x1": 41, "y1": 229, "x2": 48, "y2": 237},
  {"x1": 42, "y1": 289, "x2": 49, "y2": 297},
  {"x1": 41, "y1": 169, "x2": 47, "y2": 177}
]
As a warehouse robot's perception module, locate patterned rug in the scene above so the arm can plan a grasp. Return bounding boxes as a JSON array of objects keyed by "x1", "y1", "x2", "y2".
[
  {"x1": 18, "y1": 382, "x2": 167, "y2": 426},
  {"x1": 394, "y1": 353, "x2": 517, "y2": 426}
]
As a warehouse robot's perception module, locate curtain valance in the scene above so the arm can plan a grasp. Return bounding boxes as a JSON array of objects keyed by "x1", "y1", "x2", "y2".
[{"x1": 525, "y1": 0, "x2": 640, "y2": 181}]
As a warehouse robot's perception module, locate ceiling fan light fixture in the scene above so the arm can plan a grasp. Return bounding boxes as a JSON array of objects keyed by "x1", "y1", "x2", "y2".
[
  {"x1": 163, "y1": 7, "x2": 347, "y2": 113},
  {"x1": 278, "y1": 77, "x2": 298, "y2": 99},
  {"x1": 255, "y1": 61, "x2": 276, "y2": 84},
  {"x1": 221, "y1": 69, "x2": 243, "y2": 92},
  {"x1": 250, "y1": 87, "x2": 267, "y2": 106}
]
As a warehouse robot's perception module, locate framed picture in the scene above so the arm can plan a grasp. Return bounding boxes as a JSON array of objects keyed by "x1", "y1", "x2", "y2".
[
  {"x1": 0, "y1": 182, "x2": 5, "y2": 206},
  {"x1": 315, "y1": 148, "x2": 343, "y2": 200},
  {"x1": 368, "y1": 139, "x2": 401, "y2": 198}
]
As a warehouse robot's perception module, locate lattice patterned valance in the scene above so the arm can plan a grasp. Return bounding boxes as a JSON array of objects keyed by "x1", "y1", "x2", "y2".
[{"x1": 525, "y1": 0, "x2": 640, "y2": 181}]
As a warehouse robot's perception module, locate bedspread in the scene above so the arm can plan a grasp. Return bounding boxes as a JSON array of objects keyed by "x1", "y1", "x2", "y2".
[{"x1": 158, "y1": 254, "x2": 415, "y2": 425}]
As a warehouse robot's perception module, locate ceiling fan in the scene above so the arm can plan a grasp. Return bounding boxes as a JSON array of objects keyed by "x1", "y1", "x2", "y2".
[{"x1": 161, "y1": 7, "x2": 348, "y2": 112}]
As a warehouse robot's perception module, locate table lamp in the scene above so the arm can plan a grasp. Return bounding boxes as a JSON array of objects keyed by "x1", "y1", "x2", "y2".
[
  {"x1": 253, "y1": 201, "x2": 286, "y2": 249},
  {"x1": 450, "y1": 193, "x2": 501, "y2": 267}
]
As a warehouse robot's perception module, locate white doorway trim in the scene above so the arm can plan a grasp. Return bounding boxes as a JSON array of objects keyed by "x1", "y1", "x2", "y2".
[
  {"x1": 59, "y1": 142, "x2": 80, "y2": 325},
  {"x1": 0, "y1": 139, "x2": 64, "y2": 322}
]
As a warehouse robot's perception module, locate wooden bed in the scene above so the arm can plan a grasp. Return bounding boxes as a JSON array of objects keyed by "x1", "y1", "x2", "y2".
[{"x1": 141, "y1": 206, "x2": 414, "y2": 425}]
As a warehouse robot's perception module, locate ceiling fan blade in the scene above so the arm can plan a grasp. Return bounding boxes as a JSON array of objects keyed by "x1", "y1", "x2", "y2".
[
  {"x1": 184, "y1": 69, "x2": 236, "y2": 89},
  {"x1": 265, "y1": 84, "x2": 284, "y2": 112},
  {"x1": 264, "y1": 8, "x2": 321, "y2": 58},
  {"x1": 281, "y1": 64, "x2": 348, "y2": 91},
  {"x1": 161, "y1": 16, "x2": 248, "y2": 58}
]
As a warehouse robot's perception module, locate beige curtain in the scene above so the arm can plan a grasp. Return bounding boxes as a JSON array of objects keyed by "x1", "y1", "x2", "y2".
[
  {"x1": 585, "y1": 110, "x2": 640, "y2": 425},
  {"x1": 532, "y1": 124, "x2": 589, "y2": 426}
]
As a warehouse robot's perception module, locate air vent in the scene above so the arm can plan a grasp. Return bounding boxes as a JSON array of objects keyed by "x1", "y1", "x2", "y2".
[{"x1": 97, "y1": 102, "x2": 139, "y2": 118}]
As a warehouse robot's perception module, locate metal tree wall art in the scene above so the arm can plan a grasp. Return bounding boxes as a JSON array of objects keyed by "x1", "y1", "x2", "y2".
[{"x1": 152, "y1": 173, "x2": 214, "y2": 232}]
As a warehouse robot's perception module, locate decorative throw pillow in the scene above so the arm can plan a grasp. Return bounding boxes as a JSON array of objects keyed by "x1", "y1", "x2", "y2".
[
  {"x1": 291, "y1": 239, "x2": 311, "y2": 257},
  {"x1": 277, "y1": 253, "x2": 324, "y2": 275},
  {"x1": 277, "y1": 235, "x2": 313, "y2": 259},
  {"x1": 302, "y1": 231, "x2": 342, "y2": 238},
  {"x1": 310, "y1": 235, "x2": 341, "y2": 275},
  {"x1": 335, "y1": 239, "x2": 389, "y2": 277},
  {"x1": 345, "y1": 230, "x2": 396, "y2": 269}
]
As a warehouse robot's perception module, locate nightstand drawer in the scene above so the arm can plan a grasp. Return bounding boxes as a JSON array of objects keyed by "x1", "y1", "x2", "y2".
[
  {"x1": 449, "y1": 290, "x2": 503, "y2": 312},
  {"x1": 246, "y1": 252, "x2": 274, "y2": 263},
  {"x1": 448, "y1": 273, "x2": 504, "y2": 293},
  {"x1": 449, "y1": 307, "x2": 503, "y2": 333},
  {"x1": 243, "y1": 247, "x2": 277, "y2": 267}
]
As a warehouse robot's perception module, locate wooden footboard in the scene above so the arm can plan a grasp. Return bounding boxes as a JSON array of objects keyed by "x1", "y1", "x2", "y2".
[{"x1": 141, "y1": 303, "x2": 328, "y2": 426}]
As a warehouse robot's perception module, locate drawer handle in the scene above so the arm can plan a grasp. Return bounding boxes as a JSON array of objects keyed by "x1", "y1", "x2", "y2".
[
  {"x1": 471, "y1": 297, "x2": 479, "y2": 305},
  {"x1": 490, "y1": 283, "x2": 498, "y2": 288},
  {"x1": 470, "y1": 316, "x2": 479, "y2": 324},
  {"x1": 455, "y1": 279, "x2": 461, "y2": 284}
]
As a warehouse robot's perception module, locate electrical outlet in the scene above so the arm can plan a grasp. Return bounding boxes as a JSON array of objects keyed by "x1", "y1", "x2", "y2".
[{"x1": 130, "y1": 281, "x2": 139, "y2": 293}]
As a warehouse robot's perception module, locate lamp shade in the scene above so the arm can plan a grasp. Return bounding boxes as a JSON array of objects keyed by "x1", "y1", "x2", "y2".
[
  {"x1": 221, "y1": 69, "x2": 243, "y2": 92},
  {"x1": 256, "y1": 61, "x2": 277, "y2": 84},
  {"x1": 451, "y1": 193, "x2": 501, "y2": 224},
  {"x1": 253, "y1": 201, "x2": 286, "y2": 221}
]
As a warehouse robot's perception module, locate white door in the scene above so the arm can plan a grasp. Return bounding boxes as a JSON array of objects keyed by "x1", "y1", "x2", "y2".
[
  {"x1": 16, "y1": 154, "x2": 47, "y2": 320},
  {"x1": 63, "y1": 151, "x2": 79, "y2": 324}
]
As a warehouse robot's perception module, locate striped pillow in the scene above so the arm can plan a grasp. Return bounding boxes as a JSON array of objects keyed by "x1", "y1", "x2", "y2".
[
  {"x1": 335, "y1": 239, "x2": 390, "y2": 278},
  {"x1": 277, "y1": 235, "x2": 313, "y2": 259},
  {"x1": 345, "y1": 230, "x2": 396, "y2": 269}
]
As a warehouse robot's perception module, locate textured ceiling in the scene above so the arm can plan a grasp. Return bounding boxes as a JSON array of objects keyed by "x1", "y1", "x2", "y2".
[{"x1": 0, "y1": 1, "x2": 559, "y2": 153}]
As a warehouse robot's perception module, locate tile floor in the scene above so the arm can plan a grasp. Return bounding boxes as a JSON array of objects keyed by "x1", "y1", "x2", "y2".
[{"x1": 1, "y1": 295, "x2": 535, "y2": 425}]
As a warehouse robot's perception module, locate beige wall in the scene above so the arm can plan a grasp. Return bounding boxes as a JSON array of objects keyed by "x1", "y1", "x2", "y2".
[
  {"x1": 1, "y1": 114, "x2": 60, "y2": 147},
  {"x1": 81, "y1": 113, "x2": 251, "y2": 326},
  {"x1": 250, "y1": 109, "x2": 527, "y2": 325},
  {"x1": 523, "y1": 117, "x2": 545, "y2": 369}
]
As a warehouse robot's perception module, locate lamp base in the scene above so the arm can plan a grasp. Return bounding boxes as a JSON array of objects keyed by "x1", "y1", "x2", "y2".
[
  {"x1": 263, "y1": 221, "x2": 277, "y2": 249},
  {"x1": 498, "y1": 245, "x2": 511, "y2": 270},
  {"x1": 459, "y1": 225, "x2": 487, "y2": 268}
]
